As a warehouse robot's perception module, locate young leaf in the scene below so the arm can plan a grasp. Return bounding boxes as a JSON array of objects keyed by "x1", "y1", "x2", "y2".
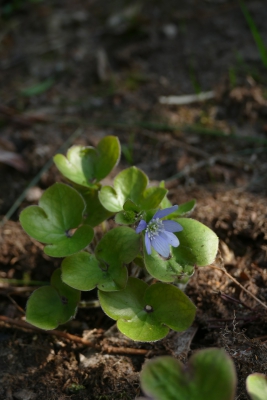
[
  {"x1": 26, "y1": 269, "x2": 80, "y2": 330},
  {"x1": 246, "y1": 373, "x2": 267, "y2": 400},
  {"x1": 99, "y1": 277, "x2": 196, "y2": 342},
  {"x1": 53, "y1": 136, "x2": 120, "y2": 187},
  {"x1": 115, "y1": 200, "x2": 144, "y2": 225},
  {"x1": 170, "y1": 199, "x2": 196, "y2": 216},
  {"x1": 115, "y1": 210, "x2": 137, "y2": 225},
  {"x1": 20, "y1": 183, "x2": 94, "y2": 257},
  {"x1": 99, "y1": 166, "x2": 167, "y2": 212},
  {"x1": 144, "y1": 218, "x2": 218, "y2": 282},
  {"x1": 61, "y1": 227, "x2": 140, "y2": 291},
  {"x1": 140, "y1": 349, "x2": 236, "y2": 400}
]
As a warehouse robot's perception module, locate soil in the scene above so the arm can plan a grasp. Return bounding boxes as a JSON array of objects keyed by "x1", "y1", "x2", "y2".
[{"x1": 0, "y1": 1, "x2": 267, "y2": 399}]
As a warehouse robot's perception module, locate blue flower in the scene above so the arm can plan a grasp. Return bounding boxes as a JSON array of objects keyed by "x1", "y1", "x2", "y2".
[{"x1": 136, "y1": 205, "x2": 183, "y2": 258}]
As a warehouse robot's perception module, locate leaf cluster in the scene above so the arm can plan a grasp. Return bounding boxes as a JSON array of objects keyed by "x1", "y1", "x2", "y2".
[{"x1": 20, "y1": 136, "x2": 219, "y2": 341}]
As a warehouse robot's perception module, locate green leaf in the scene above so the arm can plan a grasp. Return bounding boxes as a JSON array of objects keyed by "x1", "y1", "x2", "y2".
[
  {"x1": 143, "y1": 218, "x2": 218, "y2": 282},
  {"x1": 26, "y1": 269, "x2": 80, "y2": 330},
  {"x1": 62, "y1": 227, "x2": 140, "y2": 291},
  {"x1": 75, "y1": 186, "x2": 114, "y2": 227},
  {"x1": 61, "y1": 251, "x2": 127, "y2": 292},
  {"x1": 159, "y1": 181, "x2": 172, "y2": 209},
  {"x1": 53, "y1": 136, "x2": 120, "y2": 187},
  {"x1": 115, "y1": 210, "x2": 137, "y2": 225},
  {"x1": 140, "y1": 349, "x2": 236, "y2": 400},
  {"x1": 240, "y1": 1, "x2": 267, "y2": 69},
  {"x1": 170, "y1": 199, "x2": 196, "y2": 217},
  {"x1": 123, "y1": 199, "x2": 141, "y2": 212},
  {"x1": 139, "y1": 186, "x2": 168, "y2": 210},
  {"x1": 99, "y1": 166, "x2": 167, "y2": 212},
  {"x1": 247, "y1": 373, "x2": 267, "y2": 400},
  {"x1": 20, "y1": 78, "x2": 55, "y2": 96},
  {"x1": 20, "y1": 183, "x2": 94, "y2": 257},
  {"x1": 99, "y1": 277, "x2": 196, "y2": 342},
  {"x1": 95, "y1": 226, "x2": 140, "y2": 267},
  {"x1": 174, "y1": 218, "x2": 219, "y2": 267}
]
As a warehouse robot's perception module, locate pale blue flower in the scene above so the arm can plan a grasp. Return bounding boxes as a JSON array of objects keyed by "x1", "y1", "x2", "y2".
[{"x1": 136, "y1": 205, "x2": 183, "y2": 258}]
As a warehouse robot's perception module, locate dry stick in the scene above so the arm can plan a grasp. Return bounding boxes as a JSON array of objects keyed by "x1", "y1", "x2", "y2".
[
  {"x1": 6, "y1": 294, "x2": 25, "y2": 314},
  {"x1": 0, "y1": 316, "x2": 148, "y2": 356},
  {"x1": 209, "y1": 265, "x2": 267, "y2": 311}
]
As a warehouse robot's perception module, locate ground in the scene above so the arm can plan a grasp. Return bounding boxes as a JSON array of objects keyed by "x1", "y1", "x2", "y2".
[{"x1": 0, "y1": 1, "x2": 267, "y2": 399}]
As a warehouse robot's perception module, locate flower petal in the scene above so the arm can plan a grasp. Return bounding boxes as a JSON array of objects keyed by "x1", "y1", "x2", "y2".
[
  {"x1": 163, "y1": 220, "x2": 183, "y2": 233},
  {"x1": 136, "y1": 219, "x2": 147, "y2": 233},
  {"x1": 153, "y1": 205, "x2": 178, "y2": 220},
  {"x1": 160, "y1": 231, "x2": 179, "y2": 247},
  {"x1": 151, "y1": 235, "x2": 170, "y2": 258},
  {"x1": 145, "y1": 232, "x2": 151, "y2": 255}
]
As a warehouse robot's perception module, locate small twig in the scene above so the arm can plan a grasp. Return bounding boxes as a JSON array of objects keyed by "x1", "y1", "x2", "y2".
[
  {"x1": 218, "y1": 291, "x2": 253, "y2": 310},
  {"x1": 0, "y1": 315, "x2": 148, "y2": 356},
  {"x1": 254, "y1": 335, "x2": 267, "y2": 341},
  {"x1": 209, "y1": 265, "x2": 267, "y2": 310},
  {"x1": 6, "y1": 294, "x2": 25, "y2": 315},
  {"x1": 159, "y1": 91, "x2": 215, "y2": 105},
  {"x1": 102, "y1": 345, "x2": 148, "y2": 356}
]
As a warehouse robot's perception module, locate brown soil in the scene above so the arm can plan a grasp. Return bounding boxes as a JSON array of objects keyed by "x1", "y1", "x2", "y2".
[{"x1": 0, "y1": 1, "x2": 267, "y2": 399}]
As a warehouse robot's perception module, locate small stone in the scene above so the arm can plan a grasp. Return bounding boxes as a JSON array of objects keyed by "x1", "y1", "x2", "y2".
[{"x1": 162, "y1": 24, "x2": 178, "y2": 39}]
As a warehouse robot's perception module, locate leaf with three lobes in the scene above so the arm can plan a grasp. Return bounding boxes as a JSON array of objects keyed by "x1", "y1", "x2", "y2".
[
  {"x1": 99, "y1": 166, "x2": 167, "y2": 212},
  {"x1": 140, "y1": 349, "x2": 236, "y2": 400},
  {"x1": 99, "y1": 277, "x2": 196, "y2": 341},
  {"x1": 20, "y1": 183, "x2": 94, "y2": 257},
  {"x1": 53, "y1": 136, "x2": 120, "y2": 187}
]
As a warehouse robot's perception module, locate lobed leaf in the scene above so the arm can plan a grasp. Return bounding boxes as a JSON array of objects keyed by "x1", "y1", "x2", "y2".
[
  {"x1": 26, "y1": 269, "x2": 80, "y2": 330},
  {"x1": 99, "y1": 166, "x2": 167, "y2": 212},
  {"x1": 99, "y1": 277, "x2": 196, "y2": 341},
  {"x1": 140, "y1": 348, "x2": 236, "y2": 400},
  {"x1": 20, "y1": 183, "x2": 94, "y2": 257},
  {"x1": 53, "y1": 136, "x2": 120, "y2": 187}
]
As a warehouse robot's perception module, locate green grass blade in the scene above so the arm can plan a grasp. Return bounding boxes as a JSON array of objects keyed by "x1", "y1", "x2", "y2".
[{"x1": 240, "y1": 0, "x2": 267, "y2": 68}]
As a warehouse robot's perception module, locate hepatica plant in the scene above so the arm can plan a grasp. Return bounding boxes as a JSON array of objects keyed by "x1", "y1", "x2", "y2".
[{"x1": 20, "y1": 135, "x2": 219, "y2": 341}]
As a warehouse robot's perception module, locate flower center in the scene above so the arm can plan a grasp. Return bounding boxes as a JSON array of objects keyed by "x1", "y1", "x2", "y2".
[{"x1": 145, "y1": 218, "x2": 164, "y2": 240}]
